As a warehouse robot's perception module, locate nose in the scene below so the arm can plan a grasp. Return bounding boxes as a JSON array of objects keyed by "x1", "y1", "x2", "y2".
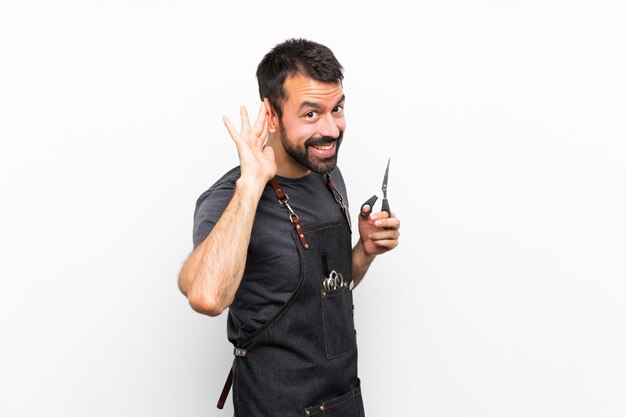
[{"x1": 317, "y1": 113, "x2": 340, "y2": 139}]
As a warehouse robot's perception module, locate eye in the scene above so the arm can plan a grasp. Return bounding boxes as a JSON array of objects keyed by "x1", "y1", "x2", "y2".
[
  {"x1": 332, "y1": 105, "x2": 344, "y2": 114},
  {"x1": 304, "y1": 111, "x2": 317, "y2": 119}
]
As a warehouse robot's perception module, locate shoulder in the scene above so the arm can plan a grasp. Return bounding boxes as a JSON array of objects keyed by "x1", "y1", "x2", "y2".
[
  {"x1": 192, "y1": 166, "x2": 241, "y2": 247},
  {"x1": 329, "y1": 166, "x2": 348, "y2": 196},
  {"x1": 194, "y1": 166, "x2": 241, "y2": 216},
  {"x1": 330, "y1": 166, "x2": 345, "y2": 184}
]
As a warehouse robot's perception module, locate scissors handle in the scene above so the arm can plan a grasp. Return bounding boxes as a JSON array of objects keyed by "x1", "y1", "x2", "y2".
[
  {"x1": 381, "y1": 198, "x2": 390, "y2": 216},
  {"x1": 360, "y1": 195, "x2": 378, "y2": 216}
]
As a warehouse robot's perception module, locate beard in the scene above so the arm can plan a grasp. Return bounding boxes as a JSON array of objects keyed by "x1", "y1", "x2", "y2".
[{"x1": 279, "y1": 125, "x2": 344, "y2": 174}]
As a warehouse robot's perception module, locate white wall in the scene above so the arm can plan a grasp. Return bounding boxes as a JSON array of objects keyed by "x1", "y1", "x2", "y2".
[{"x1": 1, "y1": 1, "x2": 625, "y2": 416}]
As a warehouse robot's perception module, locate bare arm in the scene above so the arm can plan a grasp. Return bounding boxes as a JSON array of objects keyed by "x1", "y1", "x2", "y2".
[
  {"x1": 351, "y1": 207, "x2": 401, "y2": 288},
  {"x1": 179, "y1": 179, "x2": 264, "y2": 315},
  {"x1": 178, "y1": 102, "x2": 275, "y2": 316}
]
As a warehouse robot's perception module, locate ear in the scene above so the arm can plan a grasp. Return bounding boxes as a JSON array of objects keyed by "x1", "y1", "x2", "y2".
[{"x1": 263, "y1": 98, "x2": 279, "y2": 133}]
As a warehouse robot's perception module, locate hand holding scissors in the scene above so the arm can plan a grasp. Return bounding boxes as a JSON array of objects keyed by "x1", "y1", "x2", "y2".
[
  {"x1": 360, "y1": 157, "x2": 391, "y2": 217},
  {"x1": 357, "y1": 158, "x2": 400, "y2": 256}
]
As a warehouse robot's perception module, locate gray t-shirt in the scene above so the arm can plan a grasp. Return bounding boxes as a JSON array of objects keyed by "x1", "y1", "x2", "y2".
[{"x1": 193, "y1": 166, "x2": 350, "y2": 344}]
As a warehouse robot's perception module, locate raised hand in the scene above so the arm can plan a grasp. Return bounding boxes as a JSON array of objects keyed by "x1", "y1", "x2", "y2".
[{"x1": 223, "y1": 100, "x2": 277, "y2": 192}]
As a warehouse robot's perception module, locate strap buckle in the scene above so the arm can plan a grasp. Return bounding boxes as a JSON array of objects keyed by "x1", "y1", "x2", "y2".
[{"x1": 233, "y1": 348, "x2": 248, "y2": 357}]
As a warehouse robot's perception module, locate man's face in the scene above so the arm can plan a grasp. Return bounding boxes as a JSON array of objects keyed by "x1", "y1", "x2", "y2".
[{"x1": 276, "y1": 75, "x2": 346, "y2": 174}]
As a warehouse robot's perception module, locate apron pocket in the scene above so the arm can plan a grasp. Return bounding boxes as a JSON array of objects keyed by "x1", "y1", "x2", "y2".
[
  {"x1": 321, "y1": 284, "x2": 356, "y2": 359},
  {"x1": 304, "y1": 387, "x2": 364, "y2": 417}
]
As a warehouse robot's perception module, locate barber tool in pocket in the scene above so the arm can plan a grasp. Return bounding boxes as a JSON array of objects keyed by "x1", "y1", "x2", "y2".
[
  {"x1": 321, "y1": 254, "x2": 347, "y2": 292},
  {"x1": 359, "y1": 157, "x2": 391, "y2": 217},
  {"x1": 322, "y1": 270, "x2": 345, "y2": 292}
]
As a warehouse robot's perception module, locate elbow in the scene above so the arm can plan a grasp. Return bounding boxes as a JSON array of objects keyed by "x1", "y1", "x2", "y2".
[
  {"x1": 178, "y1": 262, "x2": 231, "y2": 317},
  {"x1": 188, "y1": 291, "x2": 226, "y2": 317}
]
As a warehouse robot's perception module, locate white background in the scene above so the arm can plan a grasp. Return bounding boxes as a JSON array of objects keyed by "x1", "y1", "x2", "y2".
[{"x1": 1, "y1": 1, "x2": 625, "y2": 416}]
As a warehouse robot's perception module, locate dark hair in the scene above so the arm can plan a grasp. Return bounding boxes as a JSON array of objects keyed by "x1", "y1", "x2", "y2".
[{"x1": 256, "y1": 38, "x2": 344, "y2": 118}]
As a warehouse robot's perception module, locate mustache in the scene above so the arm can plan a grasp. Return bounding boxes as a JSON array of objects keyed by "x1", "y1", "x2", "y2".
[{"x1": 305, "y1": 131, "x2": 344, "y2": 147}]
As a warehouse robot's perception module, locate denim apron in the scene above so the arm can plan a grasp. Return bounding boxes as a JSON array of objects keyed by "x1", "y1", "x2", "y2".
[{"x1": 225, "y1": 175, "x2": 365, "y2": 416}]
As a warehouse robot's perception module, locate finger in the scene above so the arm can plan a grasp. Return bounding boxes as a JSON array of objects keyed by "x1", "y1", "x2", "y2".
[
  {"x1": 263, "y1": 98, "x2": 274, "y2": 121},
  {"x1": 372, "y1": 217, "x2": 400, "y2": 229},
  {"x1": 254, "y1": 111, "x2": 269, "y2": 147},
  {"x1": 251, "y1": 103, "x2": 267, "y2": 136},
  {"x1": 369, "y1": 229, "x2": 400, "y2": 241},
  {"x1": 370, "y1": 211, "x2": 391, "y2": 221},
  {"x1": 260, "y1": 114, "x2": 269, "y2": 142},
  {"x1": 371, "y1": 239, "x2": 399, "y2": 249},
  {"x1": 240, "y1": 106, "x2": 251, "y2": 133},
  {"x1": 223, "y1": 115, "x2": 240, "y2": 143},
  {"x1": 360, "y1": 195, "x2": 378, "y2": 217}
]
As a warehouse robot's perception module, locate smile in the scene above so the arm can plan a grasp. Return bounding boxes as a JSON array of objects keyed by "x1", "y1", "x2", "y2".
[
  {"x1": 309, "y1": 141, "x2": 337, "y2": 158},
  {"x1": 312, "y1": 143, "x2": 335, "y2": 151}
]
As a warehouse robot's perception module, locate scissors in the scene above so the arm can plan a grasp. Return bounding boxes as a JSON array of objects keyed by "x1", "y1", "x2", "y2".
[
  {"x1": 360, "y1": 157, "x2": 391, "y2": 217},
  {"x1": 322, "y1": 270, "x2": 345, "y2": 292}
]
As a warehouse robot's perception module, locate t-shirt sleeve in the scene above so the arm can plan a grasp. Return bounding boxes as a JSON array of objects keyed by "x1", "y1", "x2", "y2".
[{"x1": 192, "y1": 180, "x2": 237, "y2": 249}]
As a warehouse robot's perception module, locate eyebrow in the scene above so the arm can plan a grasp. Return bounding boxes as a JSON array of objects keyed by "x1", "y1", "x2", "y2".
[{"x1": 298, "y1": 95, "x2": 346, "y2": 112}]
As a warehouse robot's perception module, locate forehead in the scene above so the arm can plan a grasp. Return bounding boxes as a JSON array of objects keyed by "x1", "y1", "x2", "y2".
[{"x1": 282, "y1": 75, "x2": 344, "y2": 109}]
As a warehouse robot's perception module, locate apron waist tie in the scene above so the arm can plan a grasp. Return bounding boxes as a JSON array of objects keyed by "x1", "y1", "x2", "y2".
[
  {"x1": 216, "y1": 348, "x2": 248, "y2": 409},
  {"x1": 216, "y1": 368, "x2": 233, "y2": 410}
]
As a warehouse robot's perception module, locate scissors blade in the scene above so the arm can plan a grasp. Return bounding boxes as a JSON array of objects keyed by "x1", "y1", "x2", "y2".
[{"x1": 381, "y1": 157, "x2": 390, "y2": 198}]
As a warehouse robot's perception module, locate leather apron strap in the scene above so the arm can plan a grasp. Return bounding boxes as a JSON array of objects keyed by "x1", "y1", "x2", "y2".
[
  {"x1": 217, "y1": 348, "x2": 247, "y2": 409},
  {"x1": 269, "y1": 173, "x2": 351, "y2": 250},
  {"x1": 216, "y1": 368, "x2": 233, "y2": 409},
  {"x1": 269, "y1": 178, "x2": 310, "y2": 249}
]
